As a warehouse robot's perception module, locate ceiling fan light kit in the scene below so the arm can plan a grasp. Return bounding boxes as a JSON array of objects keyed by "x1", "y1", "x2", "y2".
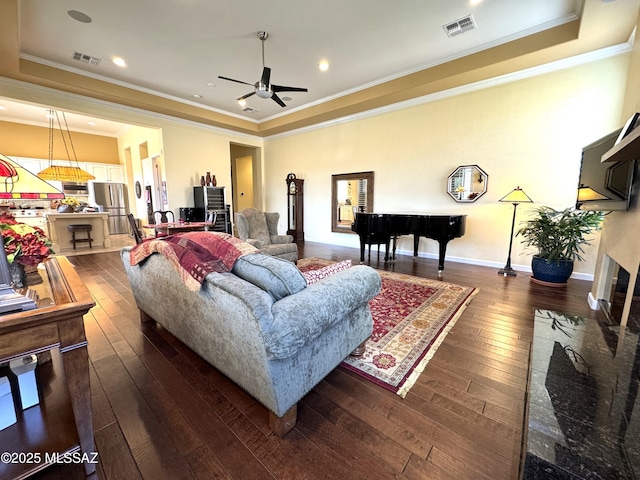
[{"x1": 218, "y1": 31, "x2": 308, "y2": 108}]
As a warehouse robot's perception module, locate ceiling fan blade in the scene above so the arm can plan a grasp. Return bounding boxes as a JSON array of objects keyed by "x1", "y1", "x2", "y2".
[
  {"x1": 260, "y1": 67, "x2": 271, "y2": 87},
  {"x1": 237, "y1": 92, "x2": 256, "y2": 101},
  {"x1": 271, "y1": 84, "x2": 308, "y2": 93},
  {"x1": 271, "y1": 92, "x2": 286, "y2": 107},
  {"x1": 218, "y1": 75, "x2": 254, "y2": 86}
]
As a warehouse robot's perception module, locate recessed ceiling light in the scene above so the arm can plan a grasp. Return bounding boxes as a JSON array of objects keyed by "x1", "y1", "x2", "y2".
[
  {"x1": 207, "y1": 83, "x2": 216, "y2": 87},
  {"x1": 238, "y1": 99, "x2": 247, "y2": 108},
  {"x1": 67, "y1": 10, "x2": 92, "y2": 23},
  {"x1": 281, "y1": 96, "x2": 292, "y2": 102},
  {"x1": 0, "y1": 106, "x2": 6, "y2": 111},
  {"x1": 112, "y1": 57, "x2": 126, "y2": 67},
  {"x1": 193, "y1": 94, "x2": 202, "y2": 99},
  {"x1": 88, "y1": 121, "x2": 96, "y2": 126},
  {"x1": 318, "y1": 60, "x2": 329, "y2": 72}
]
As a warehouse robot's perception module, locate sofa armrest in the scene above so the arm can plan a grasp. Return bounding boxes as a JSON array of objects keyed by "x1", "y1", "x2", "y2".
[
  {"x1": 246, "y1": 238, "x2": 264, "y2": 249},
  {"x1": 264, "y1": 265, "x2": 381, "y2": 359},
  {"x1": 270, "y1": 234, "x2": 294, "y2": 244}
]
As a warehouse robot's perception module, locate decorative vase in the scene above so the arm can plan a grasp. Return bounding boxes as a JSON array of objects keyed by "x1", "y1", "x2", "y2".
[
  {"x1": 57, "y1": 204, "x2": 74, "y2": 213},
  {"x1": 211, "y1": 175, "x2": 217, "y2": 187},
  {"x1": 200, "y1": 175, "x2": 206, "y2": 186},
  {"x1": 205, "y1": 172, "x2": 212, "y2": 186},
  {"x1": 24, "y1": 264, "x2": 43, "y2": 285},
  {"x1": 9, "y1": 262, "x2": 26, "y2": 289}
]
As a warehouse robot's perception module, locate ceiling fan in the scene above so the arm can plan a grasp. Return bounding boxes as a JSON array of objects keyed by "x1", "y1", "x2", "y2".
[{"x1": 218, "y1": 31, "x2": 308, "y2": 108}]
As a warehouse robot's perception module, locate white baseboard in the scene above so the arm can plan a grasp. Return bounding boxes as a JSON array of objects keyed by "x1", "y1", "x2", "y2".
[
  {"x1": 587, "y1": 291, "x2": 600, "y2": 310},
  {"x1": 393, "y1": 248, "x2": 595, "y2": 281}
]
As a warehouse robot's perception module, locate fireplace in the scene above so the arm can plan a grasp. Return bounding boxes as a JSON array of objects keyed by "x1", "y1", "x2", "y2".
[{"x1": 599, "y1": 260, "x2": 640, "y2": 332}]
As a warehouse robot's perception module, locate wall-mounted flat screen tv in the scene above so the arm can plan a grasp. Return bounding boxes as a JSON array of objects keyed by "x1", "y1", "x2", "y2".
[{"x1": 576, "y1": 128, "x2": 637, "y2": 211}]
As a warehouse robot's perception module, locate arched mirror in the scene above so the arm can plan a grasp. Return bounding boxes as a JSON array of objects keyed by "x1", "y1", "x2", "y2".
[
  {"x1": 447, "y1": 165, "x2": 488, "y2": 202},
  {"x1": 331, "y1": 171, "x2": 374, "y2": 233}
]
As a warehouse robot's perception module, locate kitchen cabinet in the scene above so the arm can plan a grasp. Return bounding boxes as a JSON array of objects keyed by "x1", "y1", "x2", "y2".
[
  {"x1": 86, "y1": 163, "x2": 125, "y2": 183},
  {"x1": 13, "y1": 158, "x2": 43, "y2": 174},
  {"x1": 11, "y1": 157, "x2": 124, "y2": 184},
  {"x1": 15, "y1": 216, "x2": 48, "y2": 237}
]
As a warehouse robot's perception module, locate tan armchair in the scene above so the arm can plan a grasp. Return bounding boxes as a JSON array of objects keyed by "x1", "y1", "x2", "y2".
[{"x1": 234, "y1": 208, "x2": 298, "y2": 262}]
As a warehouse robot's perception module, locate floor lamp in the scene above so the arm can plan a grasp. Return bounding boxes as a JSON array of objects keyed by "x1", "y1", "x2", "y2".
[{"x1": 498, "y1": 186, "x2": 532, "y2": 277}]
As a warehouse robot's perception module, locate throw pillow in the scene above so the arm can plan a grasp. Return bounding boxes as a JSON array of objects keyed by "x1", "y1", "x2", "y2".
[
  {"x1": 232, "y1": 253, "x2": 306, "y2": 301},
  {"x1": 301, "y1": 259, "x2": 352, "y2": 284}
]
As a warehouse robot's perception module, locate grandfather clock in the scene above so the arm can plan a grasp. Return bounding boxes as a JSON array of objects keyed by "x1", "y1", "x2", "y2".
[{"x1": 286, "y1": 173, "x2": 304, "y2": 243}]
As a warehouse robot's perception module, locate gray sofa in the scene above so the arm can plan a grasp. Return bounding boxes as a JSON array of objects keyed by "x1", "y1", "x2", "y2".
[
  {"x1": 120, "y1": 247, "x2": 381, "y2": 436},
  {"x1": 234, "y1": 208, "x2": 298, "y2": 262}
]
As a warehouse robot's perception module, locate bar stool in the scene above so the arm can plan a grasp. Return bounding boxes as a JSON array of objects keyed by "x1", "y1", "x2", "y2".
[{"x1": 68, "y1": 224, "x2": 93, "y2": 250}]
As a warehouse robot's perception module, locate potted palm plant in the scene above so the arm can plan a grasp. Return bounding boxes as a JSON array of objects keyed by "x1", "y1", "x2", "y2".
[{"x1": 516, "y1": 206, "x2": 604, "y2": 285}]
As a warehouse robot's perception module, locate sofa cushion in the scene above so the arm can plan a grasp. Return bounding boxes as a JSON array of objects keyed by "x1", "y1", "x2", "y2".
[
  {"x1": 232, "y1": 253, "x2": 306, "y2": 300},
  {"x1": 246, "y1": 212, "x2": 271, "y2": 246}
]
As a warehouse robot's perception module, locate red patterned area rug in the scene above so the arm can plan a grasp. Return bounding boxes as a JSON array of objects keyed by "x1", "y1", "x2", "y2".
[{"x1": 298, "y1": 258, "x2": 479, "y2": 397}]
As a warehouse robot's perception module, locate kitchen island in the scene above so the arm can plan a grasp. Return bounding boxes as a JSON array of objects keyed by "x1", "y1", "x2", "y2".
[{"x1": 46, "y1": 212, "x2": 111, "y2": 253}]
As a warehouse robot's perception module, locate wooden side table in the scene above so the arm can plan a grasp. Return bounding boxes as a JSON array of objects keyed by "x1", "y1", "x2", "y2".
[{"x1": 0, "y1": 257, "x2": 96, "y2": 479}]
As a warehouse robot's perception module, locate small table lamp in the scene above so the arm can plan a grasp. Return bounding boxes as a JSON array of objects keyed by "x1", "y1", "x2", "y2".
[
  {"x1": 576, "y1": 184, "x2": 610, "y2": 207},
  {"x1": 498, "y1": 186, "x2": 533, "y2": 277}
]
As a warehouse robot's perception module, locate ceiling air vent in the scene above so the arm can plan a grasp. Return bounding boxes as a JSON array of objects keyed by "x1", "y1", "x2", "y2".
[
  {"x1": 242, "y1": 106, "x2": 258, "y2": 113},
  {"x1": 72, "y1": 51, "x2": 100, "y2": 66},
  {"x1": 443, "y1": 15, "x2": 476, "y2": 37}
]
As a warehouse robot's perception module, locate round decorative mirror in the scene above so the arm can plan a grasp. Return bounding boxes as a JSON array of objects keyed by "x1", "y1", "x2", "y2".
[
  {"x1": 135, "y1": 180, "x2": 142, "y2": 199},
  {"x1": 447, "y1": 165, "x2": 488, "y2": 202}
]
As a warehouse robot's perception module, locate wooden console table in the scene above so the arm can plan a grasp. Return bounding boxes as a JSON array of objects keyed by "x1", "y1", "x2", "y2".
[{"x1": 0, "y1": 257, "x2": 96, "y2": 479}]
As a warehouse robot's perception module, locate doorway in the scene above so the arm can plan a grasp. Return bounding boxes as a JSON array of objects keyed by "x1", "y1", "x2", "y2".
[{"x1": 229, "y1": 143, "x2": 261, "y2": 216}]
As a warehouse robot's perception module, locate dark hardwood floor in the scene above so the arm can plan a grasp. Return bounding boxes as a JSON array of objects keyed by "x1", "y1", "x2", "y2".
[{"x1": 32, "y1": 242, "x2": 599, "y2": 480}]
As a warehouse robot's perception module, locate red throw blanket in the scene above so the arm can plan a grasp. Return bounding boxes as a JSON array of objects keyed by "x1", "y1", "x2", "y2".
[{"x1": 129, "y1": 232, "x2": 258, "y2": 291}]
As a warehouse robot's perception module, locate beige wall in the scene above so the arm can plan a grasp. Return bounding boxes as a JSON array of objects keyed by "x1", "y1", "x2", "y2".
[
  {"x1": 160, "y1": 123, "x2": 259, "y2": 213},
  {"x1": 264, "y1": 54, "x2": 629, "y2": 276},
  {"x1": 116, "y1": 125, "x2": 163, "y2": 219},
  {"x1": 0, "y1": 119, "x2": 119, "y2": 163}
]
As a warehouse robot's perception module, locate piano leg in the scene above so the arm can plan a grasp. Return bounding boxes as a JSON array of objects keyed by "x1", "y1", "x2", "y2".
[
  {"x1": 359, "y1": 240, "x2": 366, "y2": 264},
  {"x1": 390, "y1": 235, "x2": 399, "y2": 261},
  {"x1": 437, "y1": 240, "x2": 451, "y2": 275}
]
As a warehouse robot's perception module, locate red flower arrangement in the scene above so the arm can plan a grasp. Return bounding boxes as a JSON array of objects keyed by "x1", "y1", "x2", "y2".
[{"x1": 0, "y1": 212, "x2": 54, "y2": 266}]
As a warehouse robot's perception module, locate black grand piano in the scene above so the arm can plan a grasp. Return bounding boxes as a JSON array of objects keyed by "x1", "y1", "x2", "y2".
[{"x1": 351, "y1": 213, "x2": 466, "y2": 272}]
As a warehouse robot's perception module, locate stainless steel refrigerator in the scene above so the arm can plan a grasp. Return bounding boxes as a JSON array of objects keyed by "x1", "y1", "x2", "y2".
[{"x1": 89, "y1": 182, "x2": 129, "y2": 234}]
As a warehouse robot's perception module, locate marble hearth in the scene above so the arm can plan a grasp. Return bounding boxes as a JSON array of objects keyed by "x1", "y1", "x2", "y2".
[{"x1": 522, "y1": 309, "x2": 640, "y2": 479}]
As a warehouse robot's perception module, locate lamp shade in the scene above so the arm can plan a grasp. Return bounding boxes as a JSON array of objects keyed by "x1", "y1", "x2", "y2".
[
  {"x1": 0, "y1": 153, "x2": 64, "y2": 199},
  {"x1": 499, "y1": 186, "x2": 533, "y2": 204},
  {"x1": 36, "y1": 109, "x2": 96, "y2": 182},
  {"x1": 38, "y1": 166, "x2": 95, "y2": 182},
  {"x1": 577, "y1": 184, "x2": 610, "y2": 202}
]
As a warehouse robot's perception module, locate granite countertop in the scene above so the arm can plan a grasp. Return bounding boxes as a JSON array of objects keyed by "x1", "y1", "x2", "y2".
[
  {"x1": 47, "y1": 212, "x2": 107, "y2": 216},
  {"x1": 523, "y1": 309, "x2": 640, "y2": 479}
]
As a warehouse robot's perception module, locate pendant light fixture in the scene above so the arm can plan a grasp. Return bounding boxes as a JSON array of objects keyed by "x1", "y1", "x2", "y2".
[{"x1": 37, "y1": 109, "x2": 96, "y2": 182}]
